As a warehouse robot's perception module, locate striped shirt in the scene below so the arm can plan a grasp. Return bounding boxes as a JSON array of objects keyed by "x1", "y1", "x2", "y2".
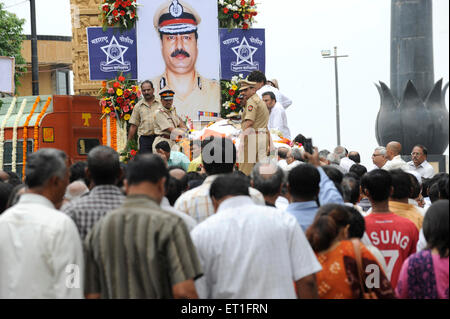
[
  {"x1": 174, "y1": 175, "x2": 265, "y2": 224},
  {"x1": 84, "y1": 195, "x2": 203, "y2": 299}
]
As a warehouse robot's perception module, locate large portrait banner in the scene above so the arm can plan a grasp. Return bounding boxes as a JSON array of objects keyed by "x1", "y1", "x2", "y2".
[
  {"x1": 219, "y1": 28, "x2": 266, "y2": 80},
  {"x1": 87, "y1": 27, "x2": 138, "y2": 81},
  {"x1": 136, "y1": 0, "x2": 221, "y2": 120}
]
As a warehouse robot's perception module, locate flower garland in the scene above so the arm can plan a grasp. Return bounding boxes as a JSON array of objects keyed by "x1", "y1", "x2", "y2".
[
  {"x1": 220, "y1": 74, "x2": 245, "y2": 118},
  {"x1": 22, "y1": 96, "x2": 40, "y2": 179},
  {"x1": 218, "y1": 0, "x2": 258, "y2": 30},
  {"x1": 110, "y1": 114, "x2": 118, "y2": 151},
  {"x1": 33, "y1": 97, "x2": 52, "y2": 152},
  {"x1": 102, "y1": 108, "x2": 108, "y2": 146},
  {"x1": 0, "y1": 97, "x2": 17, "y2": 170},
  {"x1": 11, "y1": 99, "x2": 27, "y2": 173},
  {"x1": 100, "y1": 0, "x2": 139, "y2": 32}
]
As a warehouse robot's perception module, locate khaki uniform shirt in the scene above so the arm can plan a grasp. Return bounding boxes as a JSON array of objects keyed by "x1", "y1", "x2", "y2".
[
  {"x1": 241, "y1": 93, "x2": 270, "y2": 131},
  {"x1": 84, "y1": 195, "x2": 203, "y2": 299},
  {"x1": 151, "y1": 71, "x2": 220, "y2": 119},
  {"x1": 129, "y1": 98, "x2": 162, "y2": 137},
  {"x1": 154, "y1": 105, "x2": 182, "y2": 136}
]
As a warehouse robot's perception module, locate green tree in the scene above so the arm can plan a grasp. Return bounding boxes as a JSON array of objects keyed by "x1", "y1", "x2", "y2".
[{"x1": 0, "y1": 3, "x2": 26, "y2": 95}]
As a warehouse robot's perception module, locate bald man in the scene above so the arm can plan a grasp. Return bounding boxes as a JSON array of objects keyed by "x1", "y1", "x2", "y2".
[{"x1": 384, "y1": 141, "x2": 409, "y2": 171}]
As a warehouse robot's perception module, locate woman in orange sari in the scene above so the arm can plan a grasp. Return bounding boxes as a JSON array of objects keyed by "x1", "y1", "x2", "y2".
[{"x1": 306, "y1": 204, "x2": 395, "y2": 299}]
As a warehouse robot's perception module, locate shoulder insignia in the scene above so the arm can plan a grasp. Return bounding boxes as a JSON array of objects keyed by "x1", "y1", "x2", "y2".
[
  {"x1": 248, "y1": 105, "x2": 254, "y2": 111},
  {"x1": 160, "y1": 77, "x2": 167, "y2": 90}
]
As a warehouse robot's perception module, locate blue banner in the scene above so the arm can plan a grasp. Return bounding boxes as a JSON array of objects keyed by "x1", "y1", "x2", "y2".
[
  {"x1": 87, "y1": 27, "x2": 138, "y2": 81},
  {"x1": 219, "y1": 28, "x2": 265, "y2": 80}
]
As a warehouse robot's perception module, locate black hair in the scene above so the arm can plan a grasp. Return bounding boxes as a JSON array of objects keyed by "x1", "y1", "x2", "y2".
[
  {"x1": 251, "y1": 164, "x2": 284, "y2": 197},
  {"x1": 306, "y1": 204, "x2": 351, "y2": 252},
  {"x1": 6, "y1": 172, "x2": 21, "y2": 187},
  {"x1": 346, "y1": 206, "x2": 366, "y2": 239},
  {"x1": 186, "y1": 172, "x2": 206, "y2": 190},
  {"x1": 70, "y1": 161, "x2": 88, "y2": 185},
  {"x1": 0, "y1": 182, "x2": 14, "y2": 214},
  {"x1": 423, "y1": 200, "x2": 449, "y2": 258},
  {"x1": 210, "y1": 173, "x2": 250, "y2": 201},
  {"x1": 165, "y1": 176, "x2": 184, "y2": 206},
  {"x1": 361, "y1": 169, "x2": 392, "y2": 202},
  {"x1": 140, "y1": 80, "x2": 154, "y2": 89},
  {"x1": 277, "y1": 148, "x2": 289, "y2": 160},
  {"x1": 117, "y1": 163, "x2": 127, "y2": 190},
  {"x1": 293, "y1": 134, "x2": 307, "y2": 146},
  {"x1": 247, "y1": 70, "x2": 267, "y2": 84},
  {"x1": 348, "y1": 152, "x2": 361, "y2": 164},
  {"x1": 155, "y1": 141, "x2": 171, "y2": 153},
  {"x1": 429, "y1": 183, "x2": 440, "y2": 203},
  {"x1": 201, "y1": 137, "x2": 236, "y2": 176},
  {"x1": 438, "y1": 174, "x2": 449, "y2": 200},
  {"x1": 413, "y1": 145, "x2": 428, "y2": 157},
  {"x1": 87, "y1": 146, "x2": 121, "y2": 186},
  {"x1": 322, "y1": 165, "x2": 344, "y2": 196},
  {"x1": 408, "y1": 173, "x2": 421, "y2": 199},
  {"x1": 288, "y1": 164, "x2": 320, "y2": 201},
  {"x1": 390, "y1": 169, "x2": 412, "y2": 200},
  {"x1": 126, "y1": 154, "x2": 168, "y2": 186},
  {"x1": 349, "y1": 164, "x2": 367, "y2": 179},
  {"x1": 262, "y1": 91, "x2": 276, "y2": 101},
  {"x1": 427, "y1": 173, "x2": 449, "y2": 202},
  {"x1": 342, "y1": 176, "x2": 361, "y2": 205},
  {"x1": 421, "y1": 178, "x2": 432, "y2": 198}
]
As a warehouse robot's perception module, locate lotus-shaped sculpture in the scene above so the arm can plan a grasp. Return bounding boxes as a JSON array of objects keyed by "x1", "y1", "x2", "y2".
[{"x1": 376, "y1": 79, "x2": 449, "y2": 155}]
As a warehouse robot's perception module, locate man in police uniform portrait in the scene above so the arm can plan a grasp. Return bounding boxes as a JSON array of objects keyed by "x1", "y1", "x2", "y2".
[
  {"x1": 237, "y1": 80, "x2": 271, "y2": 176},
  {"x1": 149, "y1": 0, "x2": 220, "y2": 120},
  {"x1": 152, "y1": 89, "x2": 188, "y2": 153}
]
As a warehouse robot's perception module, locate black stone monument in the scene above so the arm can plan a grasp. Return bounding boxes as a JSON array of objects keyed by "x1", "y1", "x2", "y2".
[{"x1": 375, "y1": 0, "x2": 449, "y2": 169}]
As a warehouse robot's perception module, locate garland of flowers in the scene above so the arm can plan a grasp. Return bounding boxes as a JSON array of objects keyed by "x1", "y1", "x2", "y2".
[
  {"x1": 33, "y1": 97, "x2": 52, "y2": 152},
  {"x1": 102, "y1": 109, "x2": 108, "y2": 146},
  {"x1": 218, "y1": 0, "x2": 258, "y2": 30},
  {"x1": 100, "y1": 0, "x2": 139, "y2": 32},
  {"x1": 11, "y1": 99, "x2": 27, "y2": 173},
  {"x1": 22, "y1": 96, "x2": 40, "y2": 179},
  {"x1": 0, "y1": 97, "x2": 17, "y2": 170},
  {"x1": 221, "y1": 74, "x2": 245, "y2": 118},
  {"x1": 110, "y1": 114, "x2": 118, "y2": 151}
]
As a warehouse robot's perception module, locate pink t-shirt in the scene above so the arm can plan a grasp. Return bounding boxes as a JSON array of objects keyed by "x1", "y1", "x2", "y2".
[
  {"x1": 396, "y1": 251, "x2": 449, "y2": 299},
  {"x1": 365, "y1": 212, "x2": 419, "y2": 288}
]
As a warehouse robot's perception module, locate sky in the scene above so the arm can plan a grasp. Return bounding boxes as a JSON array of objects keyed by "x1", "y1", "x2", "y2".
[{"x1": 2, "y1": 0, "x2": 449, "y2": 169}]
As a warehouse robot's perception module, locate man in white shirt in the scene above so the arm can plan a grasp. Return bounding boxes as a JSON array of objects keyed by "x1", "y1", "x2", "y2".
[
  {"x1": 0, "y1": 149, "x2": 84, "y2": 299},
  {"x1": 371, "y1": 146, "x2": 389, "y2": 170},
  {"x1": 191, "y1": 174, "x2": 321, "y2": 299},
  {"x1": 248, "y1": 71, "x2": 293, "y2": 109},
  {"x1": 384, "y1": 141, "x2": 410, "y2": 171},
  {"x1": 261, "y1": 91, "x2": 291, "y2": 139},
  {"x1": 407, "y1": 145, "x2": 435, "y2": 179},
  {"x1": 334, "y1": 146, "x2": 355, "y2": 173},
  {"x1": 175, "y1": 137, "x2": 264, "y2": 224}
]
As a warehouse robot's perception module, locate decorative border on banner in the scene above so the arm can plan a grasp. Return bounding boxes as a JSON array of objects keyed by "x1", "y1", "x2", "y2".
[
  {"x1": 34, "y1": 97, "x2": 52, "y2": 152},
  {"x1": 22, "y1": 96, "x2": 40, "y2": 180},
  {"x1": 12, "y1": 99, "x2": 27, "y2": 172},
  {"x1": 0, "y1": 97, "x2": 17, "y2": 169}
]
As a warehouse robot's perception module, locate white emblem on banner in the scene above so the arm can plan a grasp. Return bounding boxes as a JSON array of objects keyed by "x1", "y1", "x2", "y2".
[
  {"x1": 231, "y1": 37, "x2": 259, "y2": 72},
  {"x1": 170, "y1": 0, "x2": 183, "y2": 17},
  {"x1": 100, "y1": 35, "x2": 131, "y2": 72}
]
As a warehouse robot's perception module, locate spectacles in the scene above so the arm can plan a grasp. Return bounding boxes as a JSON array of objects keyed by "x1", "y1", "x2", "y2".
[{"x1": 411, "y1": 152, "x2": 424, "y2": 156}]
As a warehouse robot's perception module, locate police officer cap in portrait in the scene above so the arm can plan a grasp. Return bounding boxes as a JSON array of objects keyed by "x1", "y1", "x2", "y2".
[{"x1": 153, "y1": 0, "x2": 201, "y2": 36}]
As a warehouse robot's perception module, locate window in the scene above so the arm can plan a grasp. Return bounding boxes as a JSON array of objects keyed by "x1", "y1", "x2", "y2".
[
  {"x1": 1, "y1": 140, "x2": 34, "y2": 180},
  {"x1": 77, "y1": 139, "x2": 100, "y2": 155}
]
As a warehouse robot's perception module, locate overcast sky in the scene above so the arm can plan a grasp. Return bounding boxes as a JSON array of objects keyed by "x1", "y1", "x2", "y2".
[{"x1": 2, "y1": 0, "x2": 449, "y2": 168}]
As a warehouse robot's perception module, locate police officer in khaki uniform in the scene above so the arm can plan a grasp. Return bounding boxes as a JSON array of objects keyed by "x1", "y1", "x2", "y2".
[
  {"x1": 152, "y1": 0, "x2": 220, "y2": 120},
  {"x1": 237, "y1": 80, "x2": 270, "y2": 176},
  {"x1": 128, "y1": 80, "x2": 162, "y2": 154},
  {"x1": 152, "y1": 89, "x2": 187, "y2": 153}
]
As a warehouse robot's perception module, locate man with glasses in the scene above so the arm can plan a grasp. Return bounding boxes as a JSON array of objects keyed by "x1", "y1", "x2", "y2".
[
  {"x1": 407, "y1": 145, "x2": 435, "y2": 179},
  {"x1": 372, "y1": 146, "x2": 388, "y2": 170}
]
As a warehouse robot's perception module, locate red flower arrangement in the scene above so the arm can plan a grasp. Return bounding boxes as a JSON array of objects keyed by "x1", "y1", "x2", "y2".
[
  {"x1": 100, "y1": 0, "x2": 139, "y2": 32},
  {"x1": 218, "y1": 0, "x2": 258, "y2": 30}
]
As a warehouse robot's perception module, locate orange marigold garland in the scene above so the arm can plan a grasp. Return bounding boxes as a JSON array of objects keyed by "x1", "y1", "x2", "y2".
[
  {"x1": 33, "y1": 97, "x2": 52, "y2": 152},
  {"x1": 110, "y1": 114, "x2": 118, "y2": 151},
  {"x1": 102, "y1": 107, "x2": 108, "y2": 146},
  {"x1": 22, "y1": 96, "x2": 41, "y2": 180}
]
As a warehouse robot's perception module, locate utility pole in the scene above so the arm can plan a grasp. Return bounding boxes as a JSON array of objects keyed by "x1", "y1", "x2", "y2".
[
  {"x1": 322, "y1": 46, "x2": 348, "y2": 146},
  {"x1": 30, "y1": 0, "x2": 39, "y2": 95}
]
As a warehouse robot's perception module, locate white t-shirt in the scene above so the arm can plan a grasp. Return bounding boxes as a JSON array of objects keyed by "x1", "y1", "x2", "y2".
[
  {"x1": 268, "y1": 103, "x2": 291, "y2": 140},
  {"x1": 257, "y1": 85, "x2": 293, "y2": 109},
  {"x1": 191, "y1": 196, "x2": 322, "y2": 299}
]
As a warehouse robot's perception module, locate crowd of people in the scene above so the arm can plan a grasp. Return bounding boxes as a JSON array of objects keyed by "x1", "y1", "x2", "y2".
[{"x1": 0, "y1": 131, "x2": 448, "y2": 299}]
